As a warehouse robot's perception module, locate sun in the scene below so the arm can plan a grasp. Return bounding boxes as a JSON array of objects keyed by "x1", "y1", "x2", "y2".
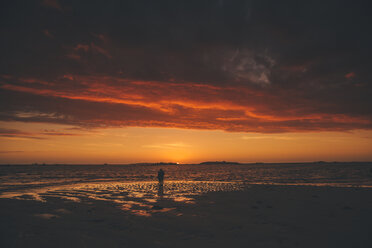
[{"x1": 164, "y1": 151, "x2": 191, "y2": 164}]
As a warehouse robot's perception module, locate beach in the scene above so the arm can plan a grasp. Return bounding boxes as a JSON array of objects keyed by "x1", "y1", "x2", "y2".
[
  {"x1": 1, "y1": 178, "x2": 372, "y2": 248},
  {"x1": 2, "y1": 1, "x2": 372, "y2": 247}
]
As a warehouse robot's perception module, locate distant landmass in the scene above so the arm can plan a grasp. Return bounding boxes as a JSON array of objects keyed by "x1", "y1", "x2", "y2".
[
  {"x1": 1, "y1": 161, "x2": 371, "y2": 167},
  {"x1": 199, "y1": 161, "x2": 241, "y2": 165},
  {"x1": 131, "y1": 162, "x2": 179, "y2": 166}
]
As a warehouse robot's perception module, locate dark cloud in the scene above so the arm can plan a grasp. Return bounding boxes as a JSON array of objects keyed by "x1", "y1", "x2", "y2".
[
  {"x1": 0, "y1": 0, "x2": 371, "y2": 133},
  {"x1": 0, "y1": 151, "x2": 24, "y2": 153},
  {"x1": 0, "y1": 126, "x2": 80, "y2": 139},
  {"x1": 41, "y1": 0, "x2": 63, "y2": 11},
  {"x1": 0, "y1": 128, "x2": 46, "y2": 139}
]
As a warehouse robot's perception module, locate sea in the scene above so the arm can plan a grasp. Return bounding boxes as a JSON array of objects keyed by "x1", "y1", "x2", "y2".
[{"x1": 1, "y1": 162, "x2": 371, "y2": 205}]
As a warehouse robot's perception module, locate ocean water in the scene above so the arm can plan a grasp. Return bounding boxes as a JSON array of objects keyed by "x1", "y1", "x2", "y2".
[
  {"x1": 1, "y1": 162, "x2": 372, "y2": 190},
  {"x1": 1, "y1": 162, "x2": 372, "y2": 193},
  {"x1": 1, "y1": 162, "x2": 371, "y2": 216}
]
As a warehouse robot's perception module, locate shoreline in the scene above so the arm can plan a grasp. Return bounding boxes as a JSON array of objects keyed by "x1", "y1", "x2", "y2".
[{"x1": 1, "y1": 184, "x2": 371, "y2": 247}]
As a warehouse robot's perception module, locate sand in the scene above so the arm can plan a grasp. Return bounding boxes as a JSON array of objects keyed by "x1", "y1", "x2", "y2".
[{"x1": 1, "y1": 183, "x2": 371, "y2": 248}]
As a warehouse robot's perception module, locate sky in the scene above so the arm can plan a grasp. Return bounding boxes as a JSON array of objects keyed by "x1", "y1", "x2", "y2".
[{"x1": 0, "y1": 0, "x2": 372, "y2": 163}]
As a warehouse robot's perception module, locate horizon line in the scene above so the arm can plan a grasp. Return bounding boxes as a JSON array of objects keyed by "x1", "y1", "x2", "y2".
[{"x1": 1, "y1": 161, "x2": 371, "y2": 166}]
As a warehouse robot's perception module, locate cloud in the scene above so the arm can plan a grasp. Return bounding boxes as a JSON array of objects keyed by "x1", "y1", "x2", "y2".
[
  {"x1": 71, "y1": 43, "x2": 112, "y2": 59},
  {"x1": 0, "y1": 127, "x2": 80, "y2": 139},
  {"x1": 143, "y1": 142, "x2": 191, "y2": 149},
  {"x1": 0, "y1": 151, "x2": 24, "y2": 154},
  {"x1": 222, "y1": 49, "x2": 275, "y2": 86},
  {"x1": 0, "y1": 74, "x2": 371, "y2": 133},
  {"x1": 65, "y1": 53, "x2": 81, "y2": 61},
  {"x1": 41, "y1": 0, "x2": 63, "y2": 11},
  {"x1": 241, "y1": 135, "x2": 296, "y2": 141},
  {"x1": 0, "y1": 128, "x2": 46, "y2": 140},
  {"x1": 43, "y1": 29, "x2": 54, "y2": 39},
  {"x1": 1, "y1": 1, "x2": 372, "y2": 133},
  {"x1": 41, "y1": 131, "x2": 81, "y2": 136},
  {"x1": 345, "y1": 72, "x2": 356, "y2": 79}
]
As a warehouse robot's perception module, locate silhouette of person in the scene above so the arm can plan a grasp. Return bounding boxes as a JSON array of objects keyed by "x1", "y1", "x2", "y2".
[{"x1": 157, "y1": 169, "x2": 165, "y2": 185}]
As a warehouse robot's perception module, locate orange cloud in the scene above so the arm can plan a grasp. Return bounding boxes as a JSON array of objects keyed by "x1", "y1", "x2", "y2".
[{"x1": 1, "y1": 75, "x2": 371, "y2": 133}]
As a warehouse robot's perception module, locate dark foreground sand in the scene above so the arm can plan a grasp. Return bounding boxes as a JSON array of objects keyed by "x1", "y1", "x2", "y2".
[{"x1": 1, "y1": 184, "x2": 371, "y2": 248}]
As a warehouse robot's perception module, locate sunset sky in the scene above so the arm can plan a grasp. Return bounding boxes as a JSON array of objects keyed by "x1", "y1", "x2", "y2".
[{"x1": 1, "y1": 0, "x2": 372, "y2": 163}]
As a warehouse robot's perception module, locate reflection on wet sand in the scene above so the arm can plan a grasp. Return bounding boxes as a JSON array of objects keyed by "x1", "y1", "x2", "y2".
[
  {"x1": 157, "y1": 183, "x2": 164, "y2": 198},
  {"x1": 0, "y1": 180, "x2": 245, "y2": 217}
]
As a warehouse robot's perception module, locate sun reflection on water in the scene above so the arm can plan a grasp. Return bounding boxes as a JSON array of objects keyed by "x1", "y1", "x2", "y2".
[{"x1": 0, "y1": 180, "x2": 245, "y2": 217}]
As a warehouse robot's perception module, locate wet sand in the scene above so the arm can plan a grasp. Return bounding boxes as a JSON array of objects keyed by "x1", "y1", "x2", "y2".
[{"x1": 1, "y1": 183, "x2": 371, "y2": 248}]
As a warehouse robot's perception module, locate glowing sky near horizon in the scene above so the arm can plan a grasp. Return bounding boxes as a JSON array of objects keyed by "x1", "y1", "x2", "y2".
[
  {"x1": 1, "y1": 0, "x2": 372, "y2": 163},
  {"x1": 1, "y1": 121, "x2": 372, "y2": 164}
]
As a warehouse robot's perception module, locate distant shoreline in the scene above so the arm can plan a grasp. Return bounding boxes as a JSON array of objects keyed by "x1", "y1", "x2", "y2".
[{"x1": 1, "y1": 161, "x2": 371, "y2": 166}]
